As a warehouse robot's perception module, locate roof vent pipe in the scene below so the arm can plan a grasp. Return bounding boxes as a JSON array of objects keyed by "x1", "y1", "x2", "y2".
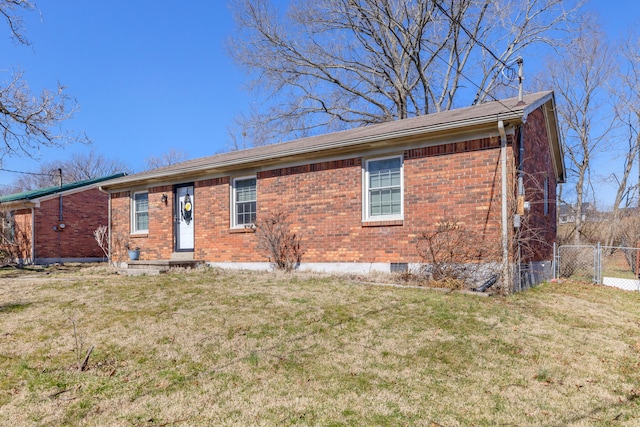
[{"x1": 517, "y1": 57, "x2": 524, "y2": 103}]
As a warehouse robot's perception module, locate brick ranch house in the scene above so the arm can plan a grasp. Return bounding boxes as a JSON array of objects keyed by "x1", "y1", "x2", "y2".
[
  {"x1": 0, "y1": 174, "x2": 125, "y2": 264},
  {"x1": 99, "y1": 91, "x2": 564, "y2": 290}
]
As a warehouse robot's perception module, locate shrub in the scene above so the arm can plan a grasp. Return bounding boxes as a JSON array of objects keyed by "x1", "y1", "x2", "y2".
[
  {"x1": 93, "y1": 225, "x2": 109, "y2": 261},
  {"x1": 255, "y1": 211, "x2": 303, "y2": 271},
  {"x1": 415, "y1": 219, "x2": 497, "y2": 288}
]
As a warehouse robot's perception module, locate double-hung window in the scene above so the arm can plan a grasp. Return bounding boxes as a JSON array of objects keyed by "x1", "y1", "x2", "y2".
[
  {"x1": 364, "y1": 156, "x2": 403, "y2": 221},
  {"x1": 132, "y1": 191, "x2": 149, "y2": 233},
  {"x1": 233, "y1": 177, "x2": 256, "y2": 228}
]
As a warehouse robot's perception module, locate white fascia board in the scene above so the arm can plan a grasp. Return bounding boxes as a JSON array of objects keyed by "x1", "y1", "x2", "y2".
[{"x1": 521, "y1": 92, "x2": 554, "y2": 123}]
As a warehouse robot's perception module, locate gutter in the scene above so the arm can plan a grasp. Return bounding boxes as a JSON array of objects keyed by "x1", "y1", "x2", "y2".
[{"x1": 100, "y1": 110, "x2": 534, "y2": 191}]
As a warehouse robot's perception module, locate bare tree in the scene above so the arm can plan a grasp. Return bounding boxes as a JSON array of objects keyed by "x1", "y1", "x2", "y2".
[
  {"x1": 62, "y1": 151, "x2": 131, "y2": 182},
  {"x1": 604, "y1": 126, "x2": 640, "y2": 246},
  {"x1": 0, "y1": 1, "x2": 87, "y2": 166},
  {"x1": 1, "y1": 0, "x2": 32, "y2": 45},
  {"x1": 600, "y1": 33, "x2": 640, "y2": 247},
  {"x1": 545, "y1": 18, "x2": 615, "y2": 243},
  {"x1": 615, "y1": 34, "x2": 640, "y2": 209},
  {"x1": 144, "y1": 148, "x2": 189, "y2": 170},
  {"x1": 3, "y1": 150, "x2": 131, "y2": 193},
  {"x1": 229, "y1": 0, "x2": 577, "y2": 145}
]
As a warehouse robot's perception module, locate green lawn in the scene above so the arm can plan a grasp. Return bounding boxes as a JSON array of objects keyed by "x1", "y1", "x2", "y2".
[{"x1": 1, "y1": 265, "x2": 640, "y2": 426}]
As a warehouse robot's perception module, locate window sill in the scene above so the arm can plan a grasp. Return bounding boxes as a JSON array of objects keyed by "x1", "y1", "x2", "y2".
[
  {"x1": 129, "y1": 233, "x2": 148, "y2": 238},
  {"x1": 362, "y1": 219, "x2": 404, "y2": 227},
  {"x1": 229, "y1": 227, "x2": 256, "y2": 234}
]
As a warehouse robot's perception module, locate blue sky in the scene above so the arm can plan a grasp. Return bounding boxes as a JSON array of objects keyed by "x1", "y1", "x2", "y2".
[
  {"x1": 0, "y1": 0, "x2": 251, "y2": 185},
  {"x1": 0, "y1": 0, "x2": 638, "y2": 198}
]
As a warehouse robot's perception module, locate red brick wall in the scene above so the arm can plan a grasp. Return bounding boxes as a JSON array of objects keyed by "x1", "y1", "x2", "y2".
[
  {"x1": 257, "y1": 159, "x2": 365, "y2": 262},
  {"x1": 32, "y1": 188, "x2": 109, "y2": 259},
  {"x1": 110, "y1": 191, "x2": 131, "y2": 262},
  {"x1": 110, "y1": 136, "x2": 518, "y2": 264},
  {"x1": 519, "y1": 108, "x2": 558, "y2": 262},
  {"x1": 147, "y1": 185, "x2": 175, "y2": 259},
  {"x1": 194, "y1": 177, "x2": 258, "y2": 262},
  {"x1": 404, "y1": 137, "x2": 508, "y2": 262}
]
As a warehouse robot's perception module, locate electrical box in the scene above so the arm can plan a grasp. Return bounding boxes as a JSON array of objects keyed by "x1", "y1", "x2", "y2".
[{"x1": 517, "y1": 196, "x2": 525, "y2": 215}]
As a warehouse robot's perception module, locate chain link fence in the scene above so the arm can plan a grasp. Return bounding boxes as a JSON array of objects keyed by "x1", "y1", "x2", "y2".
[{"x1": 554, "y1": 243, "x2": 640, "y2": 291}]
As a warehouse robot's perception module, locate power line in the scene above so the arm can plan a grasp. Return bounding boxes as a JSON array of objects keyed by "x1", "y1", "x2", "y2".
[
  {"x1": 419, "y1": 40, "x2": 520, "y2": 115},
  {"x1": 0, "y1": 167, "x2": 55, "y2": 176},
  {"x1": 383, "y1": 2, "x2": 522, "y2": 115},
  {"x1": 430, "y1": 2, "x2": 522, "y2": 108},
  {"x1": 434, "y1": 2, "x2": 511, "y2": 70}
]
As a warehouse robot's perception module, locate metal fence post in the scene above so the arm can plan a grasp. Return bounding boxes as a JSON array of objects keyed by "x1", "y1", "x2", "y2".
[
  {"x1": 636, "y1": 240, "x2": 639, "y2": 279},
  {"x1": 553, "y1": 242, "x2": 557, "y2": 280},
  {"x1": 596, "y1": 242, "x2": 602, "y2": 284}
]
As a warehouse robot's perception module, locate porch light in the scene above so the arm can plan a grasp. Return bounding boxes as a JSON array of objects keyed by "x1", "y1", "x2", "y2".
[{"x1": 161, "y1": 194, "x2": 168, "y2": 205}]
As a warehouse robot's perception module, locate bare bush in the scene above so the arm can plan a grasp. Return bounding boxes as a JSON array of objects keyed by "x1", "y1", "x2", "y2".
[
  {"x1": 255, "y1": 211, "x2": 303, "y2": 271},
  {"x1": 416, "y1": 220, "x2": 496, "y2": 288},
  {"x1": 93, "y1": 225, "x2": 109, "y2": 262}
]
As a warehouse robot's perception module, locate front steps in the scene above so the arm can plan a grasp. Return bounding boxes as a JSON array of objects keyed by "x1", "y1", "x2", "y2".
[{"x1": 124, "y1": 252, "x2": 203, "y2": 276}]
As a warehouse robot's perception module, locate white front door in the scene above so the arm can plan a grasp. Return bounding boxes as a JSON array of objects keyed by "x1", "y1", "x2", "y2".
[{"x1": 175, "y1": 185, "x2": 194, "y2": 251}]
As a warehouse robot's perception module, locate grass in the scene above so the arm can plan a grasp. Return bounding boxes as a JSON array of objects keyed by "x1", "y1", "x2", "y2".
[
  {"x1": 602, "y1": 251, "x2": 639, "y2": 280},
  {"x1": 1, "y1": 265, "x2": 640, "y2": 426}
]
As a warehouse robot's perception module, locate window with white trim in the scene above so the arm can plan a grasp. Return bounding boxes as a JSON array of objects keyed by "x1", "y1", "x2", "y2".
[
  {"x1": 232, "y1": 177, "x2": 257, "y2": 227},
  {"x1": 364, "y1": 156, "x2": 403, "y2": 221},
  {"x1": 132, "y1": 191, "x2": 149, "y2": 233}
]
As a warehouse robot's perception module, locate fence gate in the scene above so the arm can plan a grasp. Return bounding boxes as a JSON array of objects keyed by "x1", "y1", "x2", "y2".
[
  {"x1": 554, "y1": 243, "x2": 640, "y2": 291},
  {"x1": 555, "y1": 245, "x2": 599, "y2": 283}
]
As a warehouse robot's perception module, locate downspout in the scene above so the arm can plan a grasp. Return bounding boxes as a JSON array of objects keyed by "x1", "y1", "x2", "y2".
[
  {"x1": 31, "y1": 207, "x2": 35, "y2": 264},
  {"x1": 517, "y1": 126, "x2": 525, "y2": 292},
  {"x1": 107, "y1": 193, "x2": 112, "y2": 265},
  {"x1": 498, "y1": 120, "x2": 511, "y2": 294},
  {"x1": 518, "y1": 126, "x2": 524, "y2": 198},
  {"x1": 58, "y1": 169, "x2": 63, "y2": 263}
]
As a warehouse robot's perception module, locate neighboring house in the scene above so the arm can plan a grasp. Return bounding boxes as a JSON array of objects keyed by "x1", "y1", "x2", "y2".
[
  {"x1": 558, "y1": 202, "x2": 597, "y2": 224},
  {"x1": 99, "y1": 91, "x2": 564, "y2": 289},
  {"x1": 0, "y1": 174, "x2": 126, "y2": 264}
]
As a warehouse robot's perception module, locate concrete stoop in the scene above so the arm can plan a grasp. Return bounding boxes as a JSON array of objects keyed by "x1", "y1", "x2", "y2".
[{"x1": 123, "y1": 258, "x2": 203, "y2": 276}]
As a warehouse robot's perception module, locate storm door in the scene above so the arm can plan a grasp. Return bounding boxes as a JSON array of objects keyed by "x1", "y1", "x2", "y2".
[{"x1": 174, "y1": 184, "x2": 194, "y2": 251}]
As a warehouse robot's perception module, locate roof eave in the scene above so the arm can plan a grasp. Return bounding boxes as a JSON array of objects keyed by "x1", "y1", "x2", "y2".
[
  {"x1": 100, "y1": 112, "x2": 525, "y2": 191},
  {"x1": 540, "y1": 95, "x2": 566, "y2": 183},
  {"x1": 0, "y1": 200, "x2": 37, "y2": 210},
  {"x1": 521, "y1": 91, "x2": 555, "y2": 123}
]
